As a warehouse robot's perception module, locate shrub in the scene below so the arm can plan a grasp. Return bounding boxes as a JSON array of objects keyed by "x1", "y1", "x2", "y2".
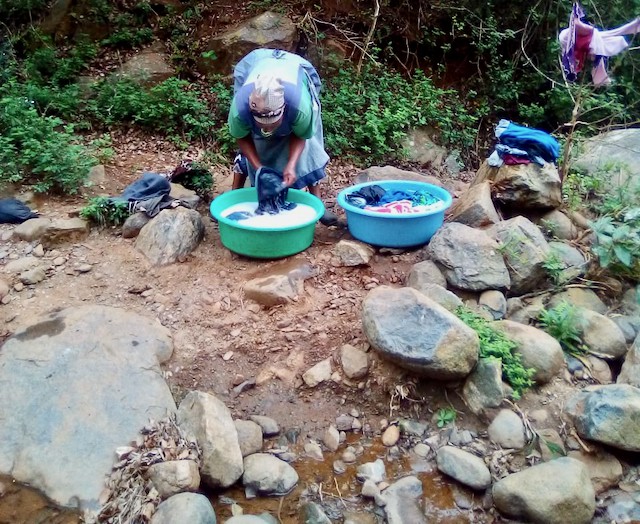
[
  {"x1": 456, "y1": 307, "x2": 535, "y2": 399},
  {"x1": 80, "y1": 197, "x2": 130, "y2": 227},
  {"x1": 538, "y1": 302, "x2": 585, "y2": 357},
  {"x1": 0, "y1": 82, "x2": 94, "y2": 193},
  {"x1": 89, "y1": 77, "x2": 215, "y2": 142},
  {"x1": 322, "y1": 65, "x2": 478, "y2": 163}
]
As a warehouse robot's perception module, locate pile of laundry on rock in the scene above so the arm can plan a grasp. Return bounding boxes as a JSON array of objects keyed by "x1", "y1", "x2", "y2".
[
  {"x1": 345, "y1": 185, "x2": 447, "y2": 214},
  {"x1": 487, "y1": 119, "x2": 560, "y2": 168}
]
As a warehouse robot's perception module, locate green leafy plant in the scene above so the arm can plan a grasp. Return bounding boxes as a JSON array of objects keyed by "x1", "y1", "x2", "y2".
[
  {"x1": 89, "y1": 134, "x2": 115, "y2": 164},
  {"x1": 89, "y1": 77, "x2": 216, "y2": 142},
  {"x1": 456, "y1": 307, "x2": 535, "y2": 399},
  {"x1": 322, "y1": 64, "x2": 477, "y2": 163},
  {"x1": 0, "y1": 81, "x2": 94, "y2": 193},
  {"x1": 173, "y1": 162, "x2": 214, "y2": 199},
  {"x1": 80, "y1": 197, "x2": 130, "y2": 227},
  {"x1": 436, "y1": 407, "x2": 457, "y2": 428},
  {"x1": 542, "y1": 252, "x2": 566, "y2": 286},
  {"x1": 538, "y1": 302, "x2": 586, "y2": 357},
  {"x1": 562, "y1": 166, "x2": 607, "y2": 210},
  {"x1": 590, "y1": 212, "x2": 640, "y2": 280}
]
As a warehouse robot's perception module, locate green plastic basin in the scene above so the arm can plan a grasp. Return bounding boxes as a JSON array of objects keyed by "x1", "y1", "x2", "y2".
[{"x1": 209, "y1": 188, "x2": 325, "y2": 259}]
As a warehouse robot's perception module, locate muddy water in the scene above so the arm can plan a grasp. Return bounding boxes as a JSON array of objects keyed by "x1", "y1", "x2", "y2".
[
  {"x1": 0, "y1": 476, "x2": 80, "y2": 524},
  {"x1": 211, "y1": 437, "x2": 474, "y2": 523},
  {"x1": 0, "y1": 439, "x2": 474, "y2": 523}
]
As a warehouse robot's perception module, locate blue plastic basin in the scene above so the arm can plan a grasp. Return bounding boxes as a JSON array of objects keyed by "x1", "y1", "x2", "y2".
[{"x1": 337, "y1": 180, "x2": 452, "y2": 248}]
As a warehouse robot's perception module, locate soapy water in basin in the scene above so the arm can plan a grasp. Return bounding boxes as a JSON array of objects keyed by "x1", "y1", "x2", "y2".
[{"x1": 221, "y1": 202, "x2": 318, "y2": 229}]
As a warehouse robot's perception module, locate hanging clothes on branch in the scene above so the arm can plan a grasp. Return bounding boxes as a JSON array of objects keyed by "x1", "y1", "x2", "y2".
[{"x1": 559, "y1": 3, "x2": 640, "y2": 86}]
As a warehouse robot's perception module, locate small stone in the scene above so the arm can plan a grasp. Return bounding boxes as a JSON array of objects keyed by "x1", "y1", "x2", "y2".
[
  {"x1": 304, "y1": 441, "x2": 324, "y2": 461},
  {"x1": 223, "y1": 351, "x2": 234, "y2": 361},
  {"x1": 350, "y1": 408, "x2": 360, "y2": 418},
  {"x1": 53, "y1": 257, "x2": 65, "y2": 266},
  {"x1": 382, "y1": 425, "x2": 400, "y2": 447},
  {"x1": 0, "y1": 280, "x2": 9, "y2": 300},
  {"x1": 232, "y1": 379, "x2": 256, "y2": 396},
  {"x1": 1, "y1": 295, "x2": 11, "y2": 305},
  {"x1": 76, "y1": 263, "x2": 92, "y2": 273},
  {"x1": 323, "y1": 425, "x2": 340, "y2": 452},
  {"x1": 19, "y1": 267, "x2": 46, "y2": 285},
  {"x1": 249, "y1": 415, "x2": 280, "y2": 437},
  {"x1": 14, "y1": 282, "x2": 24, "y2": 292},
  {"x1": 356, "y1": 459, "x2": 386, "y2": 483},
  {"x1": 413, "y1": 443, "x2": 431, "y2": 458},
  {"x1": 333, "y1": 460, "x2": 347, "y2": 475},
  {"x1": 351, "y1": 418, "x2": 362, "y2": 431},
  {"x1": 303, "y1": 358, "x2": 332, "y2": 387},
  {"x1": 336, "y1": 414, "x2": 355, "y2": 431},
  {"x1": 33, "y1": 244, "x2": 45, "y2": 257},
  {"x1": 342, "y1": 450, "x2": 357, "y2": 464}
]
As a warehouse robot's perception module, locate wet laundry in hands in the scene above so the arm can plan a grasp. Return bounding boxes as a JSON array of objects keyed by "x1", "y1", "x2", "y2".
[{"x1": 255, "y1": 166, "x2": 297, "y2": 215}]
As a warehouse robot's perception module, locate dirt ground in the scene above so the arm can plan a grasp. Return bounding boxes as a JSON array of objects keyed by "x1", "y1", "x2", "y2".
[
  {"x1": 2, "y1": 132, "x2": 460, "y2": 433},
  {"x1": 0, "y1": 133, "x2": 588, "y2": 523}
]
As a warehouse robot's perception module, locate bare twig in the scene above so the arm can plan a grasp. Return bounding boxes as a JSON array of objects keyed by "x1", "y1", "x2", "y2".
[
  {"x1": 333, "y1": 477, "x2": 347, "y2": 508},
  {"x1": 357, "y1": 0, "x2": 381, "y2": 75}
]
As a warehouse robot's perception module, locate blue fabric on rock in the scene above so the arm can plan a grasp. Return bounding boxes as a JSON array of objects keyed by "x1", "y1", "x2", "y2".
[
  {"x1": 110, "y1": 172, "x2": 177, "y2": 217},
  {"x1": 0, "y1": 198, "x2": 38, "y2": 224},
  {"x1": 495, "y1": 119, "x2": 560, "y2": 163}
]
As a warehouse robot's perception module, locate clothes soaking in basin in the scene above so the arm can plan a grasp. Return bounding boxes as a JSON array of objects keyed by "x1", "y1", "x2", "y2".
[{"x1": 337, "y1": 180, "x2": 453, "y2": 248}]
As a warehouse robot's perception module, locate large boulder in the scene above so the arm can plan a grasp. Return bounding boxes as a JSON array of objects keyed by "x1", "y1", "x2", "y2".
[
  {"x1": 361, "y1": 286, "x2": 479, "y2": 379},
  {"x1": 242, "y1": 453, "x2": 299, "y2": 497},
  {"x1": 565, "y1": 384, "x2": 640, "y2": 452},
  {"x1": 547, "y1": 287, "x2": 607, "y2": 314},
  {"x1": 150, "y1": 493, "x2": 216, "y2": 524},
  {"x1": 380, "y1": 476, "x2": 427, "y2": 524},
  {"x1": 402, "y1": 128, "x2": 448, "y2": 167},
  {"x1": 573, "y1": 129, "x2": 640, "y2": 191},
  {"x1": 463, "y1": 358, "x2": 506, "y2": 415},
  {"x1": 354, "y1": 165, "x2": 443, "y2": 187},
  {"x1": 0, "y1": 305, "x2": 175, "y2": 509},
  {"x1": 197, "y1": 11, "x2": 298, "y2": 76},
  {"x1": 177, "y1": 391, "x2": 244, "y2": 488},
  {"x1": 472, "y1": 160, "x2": 562, "y2": 209},
  {"x1": 547, "y1": 241, "x2": 587, "y2": 283},
  {"x1": 495, "y1": 320, "x2": 564, "y2": 384},
  {"x1": 618, "y1": 334, "x2": 640, "y2": 387},
  {"x1": 135, "y1": 207, "x2": 205, "y2": 266},
  {"x1": 14, "y1": 217, "x2": 89, "y2": 246},
  {"x1": 448, "y1": 181, "x2": 500, "y2": 227},
  {"x1": 577, "y1": 308, "x2": 627, "y2": 360},
  {"x1": 426, "y1": 222, "x2": 511, "y2": 291},
  {"x1": 488, "y1": 216, "x2": 551, "y2": 295},
  {"x1": 537, "y1": 209, "x2": 579, "y2": 240},
  {"x1": 492, "y1": 457, "x2": 595, "y2": 524},
  {"x1": 117, "y1": 46, "x2": 175, "y2": 86}
]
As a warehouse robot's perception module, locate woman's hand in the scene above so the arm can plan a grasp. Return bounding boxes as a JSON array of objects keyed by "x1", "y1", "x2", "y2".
[{"x1": 283, "y1": 166, "x2": 297, "y2": 187}]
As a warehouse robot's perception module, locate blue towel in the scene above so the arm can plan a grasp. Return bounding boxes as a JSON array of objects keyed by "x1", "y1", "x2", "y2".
[{"x1": 495, "y1": 119, "x2": 560, "y2": 163}]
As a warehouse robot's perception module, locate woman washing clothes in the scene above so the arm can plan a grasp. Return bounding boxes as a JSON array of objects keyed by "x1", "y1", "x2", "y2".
[{"x1": 228, "y1": 48, "x2": 339, "y2": 226}]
